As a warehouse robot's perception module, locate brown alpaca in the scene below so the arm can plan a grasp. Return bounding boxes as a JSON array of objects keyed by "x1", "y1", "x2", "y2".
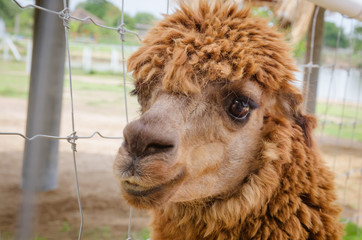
[{"x1": 114, "y1": 1, "x2": 343, "y2": 239}]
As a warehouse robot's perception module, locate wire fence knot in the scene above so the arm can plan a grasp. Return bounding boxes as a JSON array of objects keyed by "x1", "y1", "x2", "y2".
[
  {"x1": 67, "y1": 131, "x2": 78, "y2": 152},
  {"x1": 117, "y1": 23, "x2": 126, "y2": 42},
  {"x1": 59, "y1": 8, "x2": 71, "y2": 29}
]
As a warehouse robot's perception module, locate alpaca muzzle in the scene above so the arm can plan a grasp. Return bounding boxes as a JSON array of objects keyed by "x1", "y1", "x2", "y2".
[
  {"x1": 122, "y1": 118, "x2": 177, "y2": 159},
  {"x1": 114, "y1": 102, "x2": 185, "y2": 207}
]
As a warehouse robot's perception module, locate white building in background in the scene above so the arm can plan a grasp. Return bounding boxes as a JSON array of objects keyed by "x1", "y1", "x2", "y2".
[
  {"x1": 0, "y1": 18, "x2": 21, "y2": 61},
  {"x1": 0, "y1": 18, "x2": 6, "y2": 39}
]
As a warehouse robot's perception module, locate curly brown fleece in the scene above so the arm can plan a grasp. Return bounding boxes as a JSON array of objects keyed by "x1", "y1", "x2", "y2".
[
  {"x1": 150, "y1": 115, "x2": 342, "y2": 239},
  {"x1": 122, "y1": 0, "x2": 343, "y2": 239}
]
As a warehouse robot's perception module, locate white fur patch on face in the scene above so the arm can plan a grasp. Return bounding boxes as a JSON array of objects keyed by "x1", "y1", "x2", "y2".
[{"x1": 261, "y1": 142, "x2": 280, "y2": 162}]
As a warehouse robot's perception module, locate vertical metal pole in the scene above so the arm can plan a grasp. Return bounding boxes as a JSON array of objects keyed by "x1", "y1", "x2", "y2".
[
  {"x1": 22, "y1": 0, "x2": 65, "y2": 191},
  {"x1": 19, "y1": 0, "x2": 65, "y2": 238},
  {"x1": 303, "y1": 6, "x2": 325, "y2": 114}
]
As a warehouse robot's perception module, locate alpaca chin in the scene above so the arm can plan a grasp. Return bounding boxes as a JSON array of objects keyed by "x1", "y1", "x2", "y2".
[
  {"x1": 114, "y1": 145, "x2": 185, "y2": 208},
  {"x1": 120, "y1": 170, "x2": 185, "y2": 209}
]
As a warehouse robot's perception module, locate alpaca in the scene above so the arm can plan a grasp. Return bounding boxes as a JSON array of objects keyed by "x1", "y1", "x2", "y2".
[{"x1": 114, "y1": 1, "x2": 343, "y2": 239}]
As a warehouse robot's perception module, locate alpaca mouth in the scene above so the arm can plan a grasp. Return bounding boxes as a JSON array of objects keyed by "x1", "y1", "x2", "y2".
[
  {"x1": 122, "y1": 171, "x2": 185, "y2": 197},
  {"x1": 122, "y1": 181, "x2": 163, "y2": 196}
]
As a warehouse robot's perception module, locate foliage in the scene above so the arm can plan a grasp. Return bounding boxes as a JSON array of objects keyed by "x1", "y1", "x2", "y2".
[
  {"x1": 316, "y1": 102, "x2": 362, "y2": 142},
  {"x1": 123, "y1": 228, "x2": 150, "y2": 240},
  {"x1": 102, "y1": 4, "x2": 122, "y2": 26},
  {"x1": 0, "y1": 0, "x2": 156, "y2": 42},
  {"x1": 73, "y1": 0, "x2": 156, "y2": 42},
  {"x1": 113, "y1": 12, "x2": 156, "y2": 30},
  {"x1": 323, "y1": 21, "x2": 349, "y2": 48},
  {"x1": 355, "y1": 26, "x2": 362, "y2": 35},
  {"x1": 137, "y1": 228, "x2": 151, "y2": 240},
  {"x1": 0, "y1": 0, "x2": 21, "y2": 26},
  {"x1": 113, "y1": 12, "x2": 136, "y2": 30},
  {"x1": 134, "y1": 12, "x2": 157, "y2": 25},
  {"x1": 76, "y1": 0, "x2": 119, "y2": 23},
  {"x1": 343, "y1": 221, "x2": 362, "y2": 240},
  {"x1": 18, "y1": 9, "x2": 34, "y2": 36},
  {"x1": 33, "y1": 236, "x2": 47, "y2": 240},
  {"x1": 75, "y1": 0, "x2": 155, "y2": 29},
  {"x1": 251, "y1": 6, "x2": 273, "y2": 19},
  {"x1": 353, "y1": 25, "x2": 362, "y2": 53},
  {"x1": 0, "y1": 0, "x2": 33, "y2": 36},
  {"x1": 61, "y1": 221, "x2": 72, "y2": 232},
  {"x1": 292, "y1": 36, "x2": 307, "y2": 59}
]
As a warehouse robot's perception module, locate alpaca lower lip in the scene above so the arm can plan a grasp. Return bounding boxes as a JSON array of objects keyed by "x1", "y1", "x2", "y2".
[
  {"x1": 122, "y1": 181, "x2": 163, "y2": 196},
  {"x1": 122, "y1": 171, "x2": 185, "y2": 197}
]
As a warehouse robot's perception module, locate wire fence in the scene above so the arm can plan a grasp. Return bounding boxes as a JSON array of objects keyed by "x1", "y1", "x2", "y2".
[
  {"x1": 302, "y1": 4, "x2": 362, "y2": 229},
  {"x1": 2, "y1": 0, "x2": 141, "y2": 239},
  {"x1": 0, "y1": 0, "x2": 361, "y2": 239}
]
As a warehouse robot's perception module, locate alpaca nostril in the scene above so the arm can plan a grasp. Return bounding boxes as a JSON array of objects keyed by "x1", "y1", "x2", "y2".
[
  {"x1": 122, "y1": 119, "x2": 177, "y2": 158},
  {"x1": 145, "y1": 143, "x2": 175, "y2": 155}
]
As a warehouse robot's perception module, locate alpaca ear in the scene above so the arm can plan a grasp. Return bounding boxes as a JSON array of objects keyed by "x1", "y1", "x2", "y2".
[{"x1": 277, "y1": 85, "x2": 316, "y2": 147}]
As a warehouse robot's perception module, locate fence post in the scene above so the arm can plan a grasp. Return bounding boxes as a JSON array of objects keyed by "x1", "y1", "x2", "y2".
[
  {"x1": 303, "y1": 6, "x2": 326, "y2": 114},
  {"x1": 82, "y1": 46, "x2": 92, "y2": 73},
  {"x1": 19, "y1": 0, "x2": 66, "y2": 238},
  {"x1": 3, "y1": 39, "x2": 9, "y2": 61},
  {"x1": 22, "y1": 0, "x2": 66, "y2": 191},
  {"x1": 111, "y1": 48, "x2": 119, "y2": 73},
  {"x1": 25, "y1": 41, "x2": 32, "y2": 74}
]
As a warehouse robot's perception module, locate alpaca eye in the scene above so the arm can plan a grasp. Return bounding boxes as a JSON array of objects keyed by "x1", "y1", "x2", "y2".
[{"x1": 229, "y1": 99, "x2": 250, "y2": 120}]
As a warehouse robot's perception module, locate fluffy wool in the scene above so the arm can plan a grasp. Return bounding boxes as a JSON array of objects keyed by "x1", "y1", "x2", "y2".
[
  {"x1": 150, "y1": 116, "x2": 342, "y2": 239},
  {"x1": 129, "y1": 0, "x2": 297, "y2": 96},
  {"x1": 118, "y1": 0, "x2": 344, "y2": 239}
]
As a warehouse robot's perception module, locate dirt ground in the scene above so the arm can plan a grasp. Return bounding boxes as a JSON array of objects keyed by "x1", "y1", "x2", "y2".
[
  {"x1": 0, "y1": 92, "x2": 149, "y2": 240},
  {"x1": 1, "y1": 92, "x2": 362, "y2": 239}
]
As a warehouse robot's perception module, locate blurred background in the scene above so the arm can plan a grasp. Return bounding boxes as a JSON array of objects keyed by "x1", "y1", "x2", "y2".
[{"x1": 0, "y1": 0, "x2": 361, "y2": 239}]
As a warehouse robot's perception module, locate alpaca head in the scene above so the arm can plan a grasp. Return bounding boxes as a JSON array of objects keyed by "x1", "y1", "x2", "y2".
[{"x1": 114, "y1": 0, "x2": 306, "y2": 209}]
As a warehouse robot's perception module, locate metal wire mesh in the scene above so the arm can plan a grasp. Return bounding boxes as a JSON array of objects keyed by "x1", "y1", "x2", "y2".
[
  {"x1": 1, "y1": 0, "x2": 141, "y2": 239},
  {"x1": 0, "y1": 0, "x2": 361, "y2": 239},
  {"x1": 300, "y1": 2, "x2": 362, "y2": 229}
]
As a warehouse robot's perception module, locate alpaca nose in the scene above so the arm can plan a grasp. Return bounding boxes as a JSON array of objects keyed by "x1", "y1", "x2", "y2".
[{"x1": 122, "y1": 118, "x2": 177, "y2": 158}]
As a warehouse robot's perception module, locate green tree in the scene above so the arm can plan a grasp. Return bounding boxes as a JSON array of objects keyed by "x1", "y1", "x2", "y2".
[
  {"x1": 353, "y1": 25, "x2": 362, "y2": 52},
  {"x1": 0, "y1": 0, "x2": 21, "y2": 27},
  {"x1": 323, "y1": 21, "x2": 349, "y2": 48},
  {"x1": 77, "y1": 0, "x2": 109, "y2": 19},
  {"x1": 19, "y1": 9, "x2": 34, "y2": 36},
  {"x1": 134, "y1": 12, "x2": 156, "y2": 25},
  {"x1": 76, "y1": 0, "x2": 121, "y2": 25},
  {"x1": 113, "y1": 13, "x2": 136, "y2": 30},
  {"x1": 0, "y1": 0, "x2": 33, "y2": 36}
]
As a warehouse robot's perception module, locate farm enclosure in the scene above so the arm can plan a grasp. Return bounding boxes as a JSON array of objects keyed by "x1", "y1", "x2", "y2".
[{"x1": 0, "y1": 0, "x2": 362, "y2": 239}]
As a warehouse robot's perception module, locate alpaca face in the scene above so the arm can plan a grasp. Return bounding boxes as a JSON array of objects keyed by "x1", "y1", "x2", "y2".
[
  {"x1": 114, "y1": 80, "x2": 266, "y2": 208},
  {"x1": 114, "y1": 0, "x2": 301, "y2": 209},
  {"x1": 112, "y1": 2, "x2": 343, "y2": 238}
]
